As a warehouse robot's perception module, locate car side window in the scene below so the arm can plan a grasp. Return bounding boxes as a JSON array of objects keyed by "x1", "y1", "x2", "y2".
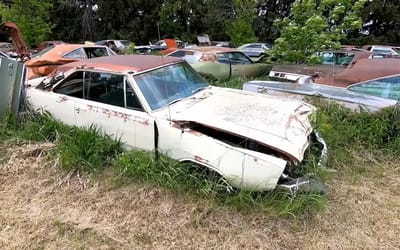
[
  {"x1": 84, "y1": 47, "x2": 109, "y2": 58},
  {"x1": 125, "y1": 81, "x2": 144, "y2": 111},
  {"x1": 54, "y1": 71, "x2": 144, "y2": 110},
  {"x1": 84, "y1": 72, "x2": 144, "y2": 110},
  {"x1": 84, "y1": 72, "x2": 125, "y2": 107},
  {"x1": 169, "y1": 51, "x2": 186, "y2": 57},
  {"x1": 247, "y1": 44, "x2": 261, "y2": 49},
  {"x1": 348, "y1": 76, "x2": 400, "y2": 100},
  {"x1": 216, "y1": 53, "x2": 230, "y2": 64},
  {"x1": 53, "y1": 71, "x2": 84, "y2": 98},
  {"x1": 226, "y1": 52, "x2": 252, "y2": 64},
  {"x1": 63, "y1": 48, "x2": 87, "y2": 59}
]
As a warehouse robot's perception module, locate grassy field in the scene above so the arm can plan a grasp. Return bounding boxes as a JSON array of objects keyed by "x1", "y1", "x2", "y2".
[{"x1": 0, "y1": 78, "x2": 399, "y2": 249}]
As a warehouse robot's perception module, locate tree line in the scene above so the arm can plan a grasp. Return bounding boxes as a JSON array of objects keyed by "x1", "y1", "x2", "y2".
[{"x1": 1, "y1": 0, "x2": 400, "y2": 63}]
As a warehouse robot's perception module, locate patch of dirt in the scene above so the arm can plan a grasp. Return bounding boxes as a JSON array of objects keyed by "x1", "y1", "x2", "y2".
[{"x1": 0, "y1": 143, "x2": 399, "y2": 249}]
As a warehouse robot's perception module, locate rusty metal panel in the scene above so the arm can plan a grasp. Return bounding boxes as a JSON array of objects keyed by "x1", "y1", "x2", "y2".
[{"x1": 0, "y1": 57, "x2": 26, "y2": 118}]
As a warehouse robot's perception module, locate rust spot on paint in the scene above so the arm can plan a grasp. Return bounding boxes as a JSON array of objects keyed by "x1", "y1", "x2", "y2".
[
  {"x1": 56, "y1": 96, "x2": 68, "y2": 103},
  {"x1": 194, "y1": 155, "x2": 209, "y2": 163}
]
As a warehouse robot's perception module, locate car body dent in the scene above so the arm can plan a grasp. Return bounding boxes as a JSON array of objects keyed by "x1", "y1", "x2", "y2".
[
  {"x1": 157, "y1": 120, "x2": 287, "y2": 190},
  {"x1": 161, "y1": 87, "x2": 315, "y2": 162}
]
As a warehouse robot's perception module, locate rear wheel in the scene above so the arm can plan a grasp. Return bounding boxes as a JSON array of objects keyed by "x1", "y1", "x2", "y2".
[{"x1": 183, "y1": 162, "x2": 236, "y2": 194}]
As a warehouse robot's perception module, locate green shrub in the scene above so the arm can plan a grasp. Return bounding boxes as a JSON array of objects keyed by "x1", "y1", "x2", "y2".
[{"x1": 315, "y1": 103, "x2": 400, "y2": 168}]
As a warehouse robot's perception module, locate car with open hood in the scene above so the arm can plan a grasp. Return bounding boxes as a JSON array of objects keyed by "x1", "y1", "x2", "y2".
[
  {"x1": 166, "y1": 47, "x2": 272, "y2": 81},
  {"x1": 25, "y1": 44, "x2": 117, "y2": 80},
  {"x1": 24, "y1": 55, "x2": 327, "y2": 193}
]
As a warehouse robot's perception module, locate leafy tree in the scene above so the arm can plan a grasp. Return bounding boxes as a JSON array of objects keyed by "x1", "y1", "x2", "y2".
[
  {"x1": 226, "y1": 0, "x2": 257, "y2": 46},
  {"x1": 95, "y1": 0, "x2": 163, "y2": 44},
  {"x1": 0, "y1": 0, "x2": 53, "y2": 46},
  {"x1": 271, "y1": 0, "x2": 367, "y2": 64},
  {"x1": 254, "y1": 0, "x2": 294, "y2": 43},
  {"x1": 358, "y1": 0, "x2": 400, "y2": 45},
  {"x1": 159, "y1": 0, "x2": 209, "y2": 43},
  {"x1": 201, "y1": 0, "x2": 235, "y2": 41},
  {"x1": 50, "y1": 0, "x2": 97, "y2": 42}
]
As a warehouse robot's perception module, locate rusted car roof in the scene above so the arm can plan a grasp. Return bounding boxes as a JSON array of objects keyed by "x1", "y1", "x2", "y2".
[
  {"x1": 316, "y1": 58, "x2": 400, "y2": 87},
  {"x1": 54, "y1": 55, "x2": 183, "y2": 74}
]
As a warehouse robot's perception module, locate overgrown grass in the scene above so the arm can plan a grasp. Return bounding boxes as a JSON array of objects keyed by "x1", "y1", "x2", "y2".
[
  {"x1": 0, "y1": 110, "x2": 122, "y2": 171},
  {"x1": 313, "y1": 102, "x2": 400, "y2": 169},
  {"x1": 113, "y1": 150, "x2": 326, "y2": 218},
  {"x1": 2, "y1": 84, "x2": 399, "y2": 218}
]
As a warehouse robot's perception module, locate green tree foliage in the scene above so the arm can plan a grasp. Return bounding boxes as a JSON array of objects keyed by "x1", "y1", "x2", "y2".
[
  {"x1": 50, "y1": 0, "x2": 97, "y2": 42},
  {"x1": 0, "y1": 0, "x2": 52, "y2": 46},
  {"x1": 358, "y1": 0, "x2": 400, "y2": 45},
  {"x1": 159, "y1": 0, "x2": 208, "y2": 42},
  {"x1": 95, "y1": 0, "x2": 162, "y2": 44},
  {"x1": 201, "y1": 0, "x2": 234, "y2": 41},
  {"x1": 254, "y1": 0, "x2": 293, "y2": 43},
  {"x1": 226, "y1": 0, "x2": 257, "y2": 46},
  {"x1": 271, "y1": 0, "x2": 367, "y2": 64}
]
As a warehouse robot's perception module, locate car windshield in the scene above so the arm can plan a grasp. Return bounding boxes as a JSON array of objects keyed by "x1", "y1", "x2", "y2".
[
  {"x1": 133, "y1": 62, "x2": 209, "y2": 110},
  {"x1": 393, "y1": 48, "x2": 400, "y2": 54},
  {"x1": 348, "y1": 75, "x2": 400, "y2": 100}
]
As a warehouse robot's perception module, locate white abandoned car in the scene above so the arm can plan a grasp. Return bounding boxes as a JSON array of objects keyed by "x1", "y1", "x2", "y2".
[{"x1": 25, "y1": 55, "x2": 327, "y2": 193}]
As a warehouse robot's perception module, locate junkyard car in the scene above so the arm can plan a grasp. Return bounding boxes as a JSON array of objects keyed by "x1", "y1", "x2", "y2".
[
  {"x1": 270, "y1": 51, "x2": 400, "y2": 87},
  {"x1": 25, "y1": 55, "x2": 327, "y2": 192},
  {"x1": 238, "y1": 43, "x2": 272, "y2": 58},
  {"x1": 362, "y1": 45, "x2": 400, "y2": 56},
  {"x1": 25, "y1": 44, "x2": 117, "y2": 80},
  {"x1": 243, "y1": 74, "x2": 400, "y2": 112},
  {"x1": 95, "y1": 39, "x2": 130, "y2": 53},
  {"x1": 166, "y1": 47, "x2": 272, "y2": 81}
]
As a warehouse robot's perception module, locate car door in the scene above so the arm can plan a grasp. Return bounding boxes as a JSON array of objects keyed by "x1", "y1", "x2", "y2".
[
  {"x1": 227, "y1": 52, "x2": 264, "y2": 78},
  {"x1": 72, "y1": 71, "x2": 155, "y2": 150}
]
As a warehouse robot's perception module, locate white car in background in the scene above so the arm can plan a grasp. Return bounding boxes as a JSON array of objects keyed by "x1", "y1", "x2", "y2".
[{"x1": 238, "y1": 43, "x2": 272, "y2": 58}]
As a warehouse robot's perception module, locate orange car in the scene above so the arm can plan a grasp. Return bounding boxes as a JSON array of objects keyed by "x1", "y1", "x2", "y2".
[{"x1": 26, "y1": 44, "x2": 117, "y2": 79}]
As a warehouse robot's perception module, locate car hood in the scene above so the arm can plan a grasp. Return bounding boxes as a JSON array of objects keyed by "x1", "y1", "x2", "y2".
[{"x1": 161, "y1": 87, "x2": 315, "y2": 162}]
